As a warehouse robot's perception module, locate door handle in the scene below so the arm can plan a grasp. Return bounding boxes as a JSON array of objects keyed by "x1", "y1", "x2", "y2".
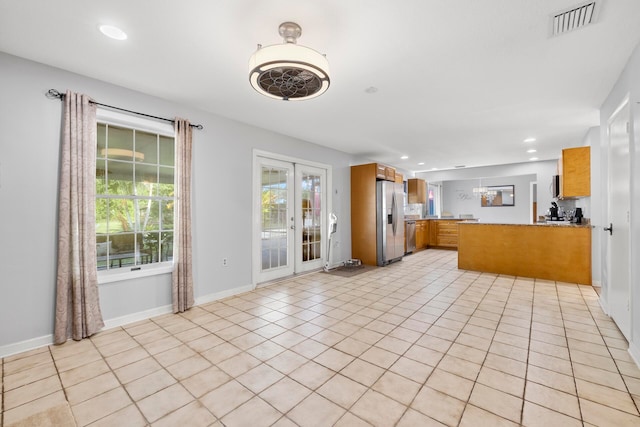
[{"x1": 604, "y1": 223, "x2": 613, "y2": 235}]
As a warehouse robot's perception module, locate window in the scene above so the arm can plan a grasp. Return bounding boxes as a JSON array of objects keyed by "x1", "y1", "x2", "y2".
[{"x1": 95, "y1": 110, "x2": 175, "y2": 276}]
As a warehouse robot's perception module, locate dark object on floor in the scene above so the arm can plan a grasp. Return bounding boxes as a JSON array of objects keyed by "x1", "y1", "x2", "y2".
[{"x1": 322, "y1": 264, "x2": 375, "y2": 278}]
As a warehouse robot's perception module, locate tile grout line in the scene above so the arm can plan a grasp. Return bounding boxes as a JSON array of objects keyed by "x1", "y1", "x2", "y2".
[
  {"x1": 573, "y1": 284, "x2": 640, "y2": 416},
  {"x1": 47, "y1": 344, "x2": 73, "y2": 425},
  {"x1": 449, "y1": 273, "x2": 525, "y2": 426},
  {"x1": 396, "y1": 270, "x2": 504, "y2": 424}
]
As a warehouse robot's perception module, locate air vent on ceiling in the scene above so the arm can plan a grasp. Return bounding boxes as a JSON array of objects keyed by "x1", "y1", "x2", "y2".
[{"x1": 552, "y1": 2, "x2": 597, "y2": 36}]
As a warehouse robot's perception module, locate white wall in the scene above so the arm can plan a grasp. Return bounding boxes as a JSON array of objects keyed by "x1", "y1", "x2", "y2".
[
  {"x1": 597, "y1": 41, "x2": 640, "y2": 364},
  {"x1": 0, "y1": 52, "x2": 356, "y2": 352},
  {"x1": 417, "y1": 160, "x2": 558, "y2": 224}
]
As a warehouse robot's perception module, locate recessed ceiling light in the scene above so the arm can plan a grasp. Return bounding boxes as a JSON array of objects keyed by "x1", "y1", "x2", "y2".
[
  {"x1": 529, "y1": 157, "x2": 539, "y2": 161},
  {"x1": 431, "y1": 167, "x2": 438, "y2": 170},
  {"x1": 418, "y1": 162, "x2": 425, "y2": 166},
  {"x1": 523, "y1": 137, "x2": 536, "y2": 143},
  {"x1": 99, "y1": 24, "x2": 127, "y2": 40},
  {"x1": 527, "y1": 149, "x2": 537, "y2": 153},
  {"x1": 400, "y1": 155, "x2": 409, "y2": 160}
]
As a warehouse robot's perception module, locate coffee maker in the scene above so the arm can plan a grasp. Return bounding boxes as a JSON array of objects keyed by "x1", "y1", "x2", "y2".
[
  {"x1": 574, "y1": 207, "x2": 583, "y2": 224},
  {"x1": 549, "y1": 202, "x2": 559, "y2": 220}
]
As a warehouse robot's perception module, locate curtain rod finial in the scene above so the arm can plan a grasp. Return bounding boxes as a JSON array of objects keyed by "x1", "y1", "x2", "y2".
[{"x1": 46, "y1": 89, "x2": 64, "y2": 100}]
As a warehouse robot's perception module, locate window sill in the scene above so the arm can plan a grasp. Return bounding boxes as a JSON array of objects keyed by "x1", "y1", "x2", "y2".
[{"x1": 98, "y1": 263, "x2": 173, "y2": 284}]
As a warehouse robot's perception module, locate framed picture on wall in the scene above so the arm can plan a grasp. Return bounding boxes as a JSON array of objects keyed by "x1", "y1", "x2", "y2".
[{"x1": 481, "y1": 185, "x2": 514, "y2": 207}]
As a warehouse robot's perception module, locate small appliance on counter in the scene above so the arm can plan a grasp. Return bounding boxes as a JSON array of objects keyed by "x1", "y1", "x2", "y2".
[
  {"x1": 549, "y1": 201, "x2": 560, "y2": 221},
  {"x1": 574, "y1": 207, "x2": 583, "y2": 224}
]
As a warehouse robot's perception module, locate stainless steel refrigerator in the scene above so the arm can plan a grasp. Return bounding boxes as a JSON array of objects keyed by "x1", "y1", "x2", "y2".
[{"x1": 376, "y1": 180, "x2": 405, "y2": 266}]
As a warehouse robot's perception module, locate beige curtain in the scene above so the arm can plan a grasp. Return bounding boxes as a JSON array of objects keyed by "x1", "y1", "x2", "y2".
[
  {"x1": 172, "y1": 118, "x2": 194, "y2": 312},
  {"x1": 54, "y1": 91, "x2": 104, "y2": 344}
]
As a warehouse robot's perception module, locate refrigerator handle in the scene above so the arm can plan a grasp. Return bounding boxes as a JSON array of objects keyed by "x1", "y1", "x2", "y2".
[{"x1": 391, "y1": 191, "x2": 397, "y2": 235}]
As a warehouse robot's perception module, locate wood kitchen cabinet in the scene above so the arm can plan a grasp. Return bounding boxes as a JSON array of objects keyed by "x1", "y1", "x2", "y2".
[
  {"x1": 395, "y1": 173, "x2": 404, "y2": 184},
  {"x1": 407, "y1": 178, "x2": 427, "y2": 204},
  {"x1": 375, "y1": 163, "x2": 396, "y2": 182},
  {"x1": 430, "y1": 219, "x2": 460, "y2": 249},
  {"x1": 559, "y1": 146, "x2": 590, "y2": 198},
  {"x1": 351, "y1": 164, "x2": 378, "y2": 265},
  {"x1": 415, "y1": 219, "x2": 429, "y2": 250}
]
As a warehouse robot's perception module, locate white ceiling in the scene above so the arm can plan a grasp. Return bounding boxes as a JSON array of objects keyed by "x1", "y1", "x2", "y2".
[{"x1": 2, "y1": 0, "x2": 640, "y2": 172}]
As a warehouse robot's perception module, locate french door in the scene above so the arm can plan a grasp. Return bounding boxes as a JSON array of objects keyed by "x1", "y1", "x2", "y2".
[{"x1": 253, "y1": 153, "x2": 329, "y2": 284}]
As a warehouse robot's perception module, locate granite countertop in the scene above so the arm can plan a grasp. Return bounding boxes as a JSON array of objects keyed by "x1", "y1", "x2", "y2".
[
  {"x1": 458, "y1": 221, "x2": 592, "y2": 228},
  {"x1": 404, "y1": 217, "x2": 476, "y2": 221}
]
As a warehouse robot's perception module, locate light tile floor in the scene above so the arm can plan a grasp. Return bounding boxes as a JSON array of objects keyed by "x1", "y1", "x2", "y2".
[{"x1": 2, "y1": 249, "x2": 640, "y2": 426}]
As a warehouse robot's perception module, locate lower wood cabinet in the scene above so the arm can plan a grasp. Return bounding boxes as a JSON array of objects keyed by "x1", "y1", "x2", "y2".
[{"x1": 415, "y1": 220, "x2": 428, "y2": 250}]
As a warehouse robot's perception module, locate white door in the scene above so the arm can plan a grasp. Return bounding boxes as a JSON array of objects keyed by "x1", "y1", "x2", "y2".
[
  {"x1": 255, "y1": 157, "x2": 295, "y2": 283},
  {"x1": 254, "y1": 154, "x2": 329, "y2": 284},
  {"x1": 295, "y1": 165, "x2": 327, "y2": 273},
  {"x1": 607, "y1": 100, "x2": 631, "y2": 339}
]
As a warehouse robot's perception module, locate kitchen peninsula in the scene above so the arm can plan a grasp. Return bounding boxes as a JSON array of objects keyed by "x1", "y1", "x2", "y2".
[{"x1": 457, "y1": 222, "x2": 592, "y2": 285}]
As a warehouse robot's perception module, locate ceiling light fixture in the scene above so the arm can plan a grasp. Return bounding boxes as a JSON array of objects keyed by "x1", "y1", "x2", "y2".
[
  {"x1": 249, "y1": 22, "x2": 330, "y2": 101},
  {"x1": 99, "y1": 24, "x2": 127, "y2": 40},
  {"x1": 523, "y1": 137, "x2": 536, "y2": 143},
  {"x1": 529, "y1": 157, "x2": 539, "y2": 161},
  {"x1": 401, "y1": 155, "x2": 409, "y2": 160},
  {"x1": 418, "y1": 162, "x2": 425, "y2": 166},
  {"x1": 527, "y1": 149, "x2": 537, "y2": 153}
]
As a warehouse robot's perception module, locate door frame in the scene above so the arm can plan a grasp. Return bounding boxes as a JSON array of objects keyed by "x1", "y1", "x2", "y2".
[
  {"x1": 252, "y1": 149, "x2": 332, "y2": 287},
  {"x1": 604, "y1": 96, "x2": 632, "y2": 339}
]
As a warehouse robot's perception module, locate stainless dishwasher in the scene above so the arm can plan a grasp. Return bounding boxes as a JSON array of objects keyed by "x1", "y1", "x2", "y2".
[{"x1": 405, "y1": 220, "x2": 416, "y2": 254}]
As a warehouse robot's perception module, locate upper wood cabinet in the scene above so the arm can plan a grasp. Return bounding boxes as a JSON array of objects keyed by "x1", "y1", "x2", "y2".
[
  {"x1": 407, "y1": 178, "x2": 427, "y2": 204},
  {"x1": 559, "y1": 146, "x2": 590, "y2": 198},
  {"x1": 375, "y1": 163, "x2": 396, "y2": 182},
  {"x1": 395, "y1": 172, "x2": 404, "y2": 184}
]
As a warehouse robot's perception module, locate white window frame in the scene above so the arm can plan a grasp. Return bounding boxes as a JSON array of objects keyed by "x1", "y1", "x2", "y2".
[{"x1": 96, "y1": 109, "x2": 175, "y2": 284}]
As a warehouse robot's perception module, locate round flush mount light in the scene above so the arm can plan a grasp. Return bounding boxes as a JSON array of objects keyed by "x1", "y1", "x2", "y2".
[
  {"x1": 400, "y1": 155, "x2": 409, "y2": 160},
  {"x1": 529, "y1": 157, "x2": 539, "y2": 161},
  {"x1": 523, "y1": 137, "x2": 536, "y2": 143},
  {"x1": 527, "y1": 149, "x2": 537, "y2": 153},
  {"x1": 249, "y1": 22, "x2": 330, "y2": 101},
  {"x1": 99, "y1": 24, "x2": 127, "y2": 40}
]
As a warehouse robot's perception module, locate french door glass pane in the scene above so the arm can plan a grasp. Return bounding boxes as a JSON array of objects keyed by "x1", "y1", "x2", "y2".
[
  {"x1": 301, "y1": 173, "x2": 322, "y2": 262},
  {"x1": 261, "y1": 166, "x2": 289, "y2": 270}
]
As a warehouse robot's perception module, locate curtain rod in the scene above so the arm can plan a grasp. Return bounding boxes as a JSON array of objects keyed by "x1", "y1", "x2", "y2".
[{"x1": 46, "y1": 89, "x2": 204, "y2": 130}]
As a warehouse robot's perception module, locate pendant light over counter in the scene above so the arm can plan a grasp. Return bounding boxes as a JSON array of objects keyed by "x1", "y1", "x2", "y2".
[{"x1": 249, "y1": 22, "x2": 330, "y2": 101}]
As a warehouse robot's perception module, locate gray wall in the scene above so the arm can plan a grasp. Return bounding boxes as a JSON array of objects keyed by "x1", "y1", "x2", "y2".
[
  {"x1": 0, "y1": 52, "x2": 355, "y2": 351},
  {"x1": 598, "y1": 41, "x2": 640, "y2": 362},
  {"x1": 417, "y1": 160, "x2": 559, "y2": 224},
  {"x1": 440, "y1": 175, "x2": 536, "y2": 224}
]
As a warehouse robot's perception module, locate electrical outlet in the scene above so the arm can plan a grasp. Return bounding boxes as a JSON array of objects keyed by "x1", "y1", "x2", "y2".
[{"x1": 222, "y1": 258, "x2": 228, "y2": 267}]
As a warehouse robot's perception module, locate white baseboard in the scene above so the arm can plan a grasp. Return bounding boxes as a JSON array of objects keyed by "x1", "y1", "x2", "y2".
[
  {"x1": 102, "y1": 304, "x2": 174, "y2": 330},
  {"x1": 195, "y1": 284, "x2": 254, "y2": 305},
  {"x1": 628, "y1": 340, "x2": 640, "y2": 369},
  {"x1": 1, "y1": 284, "x2": 255, "y2": 359},
  {"x1": 599, "y1": 296, "x2": 609, "y2": 316},
  {"x1": 0, "y1": 334, "x2": 54, "y2": 359}
]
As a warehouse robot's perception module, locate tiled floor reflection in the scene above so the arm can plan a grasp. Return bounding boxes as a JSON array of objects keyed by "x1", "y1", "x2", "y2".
[{"x1": 2, "y1": 249, "x2": 640, "y2": 426}]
